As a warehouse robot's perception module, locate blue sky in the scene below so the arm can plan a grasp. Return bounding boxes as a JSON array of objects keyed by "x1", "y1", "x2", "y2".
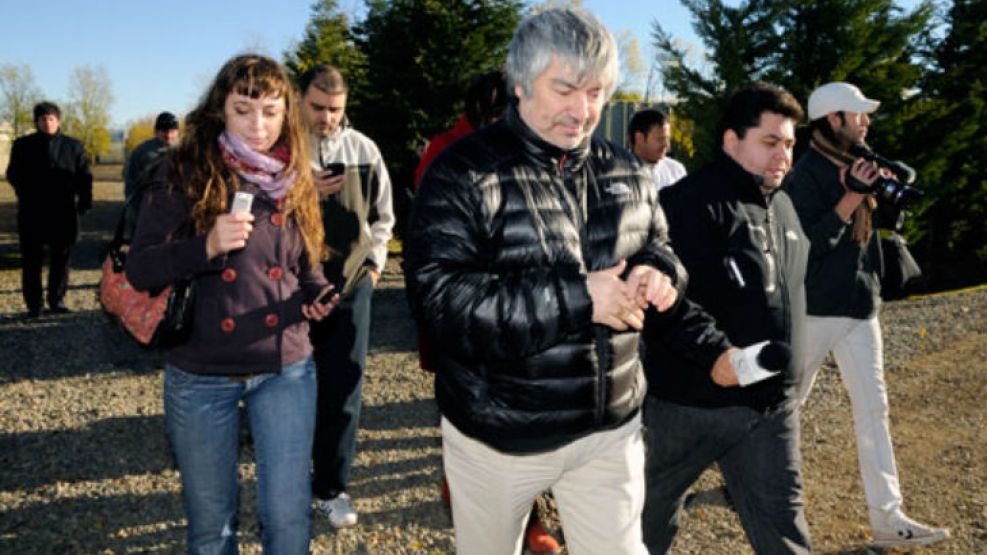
[{"x1": 0, "y1": 0, "x2": 922, "y2": 129}]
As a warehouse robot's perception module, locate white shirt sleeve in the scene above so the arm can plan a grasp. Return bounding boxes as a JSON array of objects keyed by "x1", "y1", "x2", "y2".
[
  {"x1": 653, "y1": 157, "x2": 688, "y2": 190},
  {"x1": 368, "y1": 152, "x2": 395, "y2": 272}
]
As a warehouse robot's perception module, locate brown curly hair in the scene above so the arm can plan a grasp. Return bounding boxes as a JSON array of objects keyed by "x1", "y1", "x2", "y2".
[{"x1": 173, "y1": 53, "x2": 325, "y2": 266}]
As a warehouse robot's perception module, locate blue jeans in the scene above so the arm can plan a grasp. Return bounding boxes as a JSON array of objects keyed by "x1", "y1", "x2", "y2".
[
  {"x1": 310, "y1": 273, "x2": 372, "y2": 499},
  {"x1": 641, "y1": 396, "x2": 811, "y2": 555},
  {"x1": 164, "y1": 357, "x2": 316, "y2": 555}
]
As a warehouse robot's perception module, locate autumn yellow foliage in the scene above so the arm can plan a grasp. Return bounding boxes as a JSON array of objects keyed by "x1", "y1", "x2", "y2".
[{"x1": 124, "y1": 115, "x2": 157, "y2": 156}]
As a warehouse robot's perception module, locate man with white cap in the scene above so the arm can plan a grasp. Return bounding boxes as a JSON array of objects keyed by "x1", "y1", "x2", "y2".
[{"x1": 783, "y1": 82, "x2": 949, "y2": 548}]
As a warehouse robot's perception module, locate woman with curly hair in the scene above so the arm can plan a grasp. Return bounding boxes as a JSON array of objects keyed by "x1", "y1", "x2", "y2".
[{"x1": 127, "y1": 53, "x2": 337, "y2": 554}]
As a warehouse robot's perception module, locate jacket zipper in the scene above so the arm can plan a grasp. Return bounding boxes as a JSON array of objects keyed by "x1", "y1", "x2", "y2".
[
  {"x1": 765, "y1": 200, "x2": 791, "y2": 344},
  {"x1": 557, "y1": 154, "x2": 609, "y2": 424}
]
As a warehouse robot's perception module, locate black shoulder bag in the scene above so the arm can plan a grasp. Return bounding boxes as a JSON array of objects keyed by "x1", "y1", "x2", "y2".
[{"x1": 880, "y1": 232, "x2": 922, "y2": 300}]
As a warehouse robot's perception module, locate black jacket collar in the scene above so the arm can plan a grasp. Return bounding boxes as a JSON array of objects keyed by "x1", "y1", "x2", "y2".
[
  {"x1": 506, "y1": 101, "x2": 591, "y2": 173},
  {"x1": 713, "y1": 151, "x2": 777, "y2": 206}
]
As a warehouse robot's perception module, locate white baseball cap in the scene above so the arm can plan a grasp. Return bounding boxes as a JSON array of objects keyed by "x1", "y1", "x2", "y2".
[{"x1": 807, "y1": 82, "x2": 880, "y2": 120}]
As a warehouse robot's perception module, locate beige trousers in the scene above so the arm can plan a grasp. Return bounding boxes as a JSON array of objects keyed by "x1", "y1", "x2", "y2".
[
  {"x1": 441, "y1": 414, "x2": 647, "y2": 555},
  {"x1": 797, "y1": 315, "x2": 904, "y2": 529}
]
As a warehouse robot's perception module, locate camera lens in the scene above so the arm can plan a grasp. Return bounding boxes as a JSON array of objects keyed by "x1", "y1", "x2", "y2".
[{"x1": 875, "y1": 178, "x2": 923, "y2": 207}]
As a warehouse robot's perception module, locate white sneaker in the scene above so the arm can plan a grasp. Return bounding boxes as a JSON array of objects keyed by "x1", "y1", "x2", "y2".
[
  {"x1": 873, "y1": 513, "x2": 949, "y2": 547},
  {"x1": 315, "y1": 492, "x2": 358, "y2": 528}
]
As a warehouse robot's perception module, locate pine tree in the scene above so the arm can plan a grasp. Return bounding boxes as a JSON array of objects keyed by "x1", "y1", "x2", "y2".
[
  {"x1": 651, "y1": 0, "x2": 932, "y2": 168},
  {"x1": 646, "y1": 0, "x2": 987, "y2": 290},
  {"x1": 903, "y1": 0, "x2": 987, "y2": 287},
  {"x1": 351, "y1": 0, "x2": 522, "y2": 191},
  {"x1": 650, "y1": 0, "x2": 789, "y2": 165},
  {"x1": 283, "y1": 0, "x2": 366, "y2": 100},
  {"x1": 773, "y1": 0, "x2": 932, "y2": 162}
]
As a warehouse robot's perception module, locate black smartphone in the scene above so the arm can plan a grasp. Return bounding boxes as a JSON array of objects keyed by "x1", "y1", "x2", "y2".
[
  {"x1": 315, "y1": 282, "x2": 343, "y2": 305},
  {"x1": 323, "y1": 162, "x2": 345, "y2": 176}
]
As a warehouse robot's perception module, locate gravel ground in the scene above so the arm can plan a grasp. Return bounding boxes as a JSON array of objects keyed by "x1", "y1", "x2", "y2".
[{"x1": 1, "y1": 167, "x2": 984, "y2": 554}]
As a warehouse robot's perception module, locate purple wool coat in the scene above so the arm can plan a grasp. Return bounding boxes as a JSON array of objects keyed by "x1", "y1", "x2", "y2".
[{"x1": 126, "y1": 161, "x2": 328, "y2": 376}]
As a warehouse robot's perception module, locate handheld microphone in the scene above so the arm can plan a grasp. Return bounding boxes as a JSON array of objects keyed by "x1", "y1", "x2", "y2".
[
  {"x1": 729, "y1": 340, "x2": 791, "y2": 387},
  {"x1": 756, "y1": 341, "x2": 792, "y2": 371}
]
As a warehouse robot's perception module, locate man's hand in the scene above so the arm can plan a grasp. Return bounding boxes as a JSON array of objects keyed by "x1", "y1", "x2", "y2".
[
  {"x1": 846, "y1": 158, "x2": 880, "y2": 190},
  {"x1": 711, "y1": 348, "x2": 740, "y2": 387},
  {"x1": 314, "y1": 169, "x2": 345, "y2": 198},
  {"x1": 835, "y1": 158, "x2": 878, "y2": 221},
  {"x1": 625, "y1": 265, "x2": 678, "y2": 313},
  {"x1": 368, "y1": 269, "x2": 380, "y2": 287},
  {"x1": 588, "y1": 260, "x2": 644, "y2": 331}
]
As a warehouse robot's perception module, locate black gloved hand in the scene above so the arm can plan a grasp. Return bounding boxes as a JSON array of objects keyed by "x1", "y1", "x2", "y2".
[{"x1": 844, "y1": 172, "x2": 874, "y2": 194}]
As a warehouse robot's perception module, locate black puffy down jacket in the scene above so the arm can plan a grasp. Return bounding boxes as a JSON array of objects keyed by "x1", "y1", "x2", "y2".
[{"x1": 405, "y1": 106, "x2": 711, "y2": 453}]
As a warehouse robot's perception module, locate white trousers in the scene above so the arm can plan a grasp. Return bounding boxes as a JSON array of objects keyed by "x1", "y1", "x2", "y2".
[
  {"x1": 796, "y1": 315, "x2": 903, "y2": 528},
  {"x1": 441, "y1": 415, "x2": 647, "y2": 555}
]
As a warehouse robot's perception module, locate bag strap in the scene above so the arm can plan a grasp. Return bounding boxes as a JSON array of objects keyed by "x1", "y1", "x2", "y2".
[{"x1": 110, "y1": 194, "x2": 142, "y2": 250}]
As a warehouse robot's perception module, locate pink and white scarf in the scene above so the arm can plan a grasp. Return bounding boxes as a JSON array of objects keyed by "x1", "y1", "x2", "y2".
[{"x1": 218, "y1": 131, "x2": 296, "y2": 199}]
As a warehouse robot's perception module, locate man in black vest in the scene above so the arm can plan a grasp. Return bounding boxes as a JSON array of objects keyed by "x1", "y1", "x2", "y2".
[{"x1": 6, "y1": 101, "x2": 92, "y2": 317}]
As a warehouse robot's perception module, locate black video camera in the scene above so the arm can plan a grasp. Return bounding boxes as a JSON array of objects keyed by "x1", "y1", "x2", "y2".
[{"x1": 845, "y1": 144, "x2": 923, "y2": 207}]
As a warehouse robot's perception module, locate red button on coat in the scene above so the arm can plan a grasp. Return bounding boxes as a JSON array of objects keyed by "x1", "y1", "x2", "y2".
[
  {"x1": 270, "y1": 213, "x2": 284, "y2": 226},
  {"x1": 221, "y1": 268, "x2": 237, "y2": 282},
  {"x1": 264, "y1": 313, "x2": 279, "y2": 327},
  {"x1": 267, "y1": 267, "x2": 283, "y2": 280},
  {"x1": 221, "y1": 318, "x2": 236, "y2": 332},
  {"x1": 275, "y1": 198, "x2": 286, "y2": 210}
]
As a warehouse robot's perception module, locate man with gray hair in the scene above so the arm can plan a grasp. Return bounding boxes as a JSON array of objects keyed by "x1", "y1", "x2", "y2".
[{"x1": 406, "y1": 7, "x2": 731, "y2": 554}]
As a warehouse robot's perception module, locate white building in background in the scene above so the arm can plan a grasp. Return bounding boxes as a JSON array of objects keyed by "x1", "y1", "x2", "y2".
[
  {"x1": 0, "y1": 121, "x2": 12, "y2": 178},
  {"x1": 101, "y1": 128, "x2": 126, "y2": 164}
]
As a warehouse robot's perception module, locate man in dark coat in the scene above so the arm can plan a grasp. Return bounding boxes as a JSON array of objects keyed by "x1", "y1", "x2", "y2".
[
  {"x1": 5, "y1": 101, "x2": 92, "y2": 316},
  {"x1": 642, "y1": 82, "x2": 812, "y2": 554},
  {"x1": 121, "y1": 111, "x2": 179, "y2": 240},
  {"x1": 123, "y1": 111, "x2": 179, "y2": 200}
]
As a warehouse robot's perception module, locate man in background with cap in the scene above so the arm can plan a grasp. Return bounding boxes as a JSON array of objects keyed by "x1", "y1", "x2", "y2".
[
  {"x1": 784, "y1": 82, "x2": 949, "y2": 548},
  {"x1": 124, "y1": 111, "x2": 179, "y2": 201},
  {"x1": 121, "y1": 111, "x2": 180, "y2": 241}
]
